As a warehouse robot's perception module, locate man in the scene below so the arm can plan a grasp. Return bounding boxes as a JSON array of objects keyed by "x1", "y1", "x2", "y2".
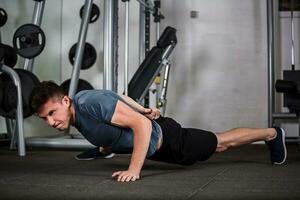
[{"x1": 30, "y1": 81, "x2": 287, "y2": 182}]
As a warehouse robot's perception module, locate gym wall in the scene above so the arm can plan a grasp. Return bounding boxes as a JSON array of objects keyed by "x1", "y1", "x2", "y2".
[
  {"x1": 162, "y1": 0, "x2": 269, "y2": 132},
  {"x1": 161, "y1": 0, "x2": 299, "y2": 137}
]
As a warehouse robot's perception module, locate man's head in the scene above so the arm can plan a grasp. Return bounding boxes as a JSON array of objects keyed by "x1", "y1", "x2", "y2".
[{"x1": 30, "y1": 81, "x2": 74, "y2": 131}]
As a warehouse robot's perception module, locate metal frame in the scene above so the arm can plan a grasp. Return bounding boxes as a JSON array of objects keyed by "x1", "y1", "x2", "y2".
[
  {"x1": 136, "y1": 0, "x2": 155, "y2": 12},
  {"x1": 26, "y1": 135, "x2": 94, "y2": 149},
  {"x1": 103, "y1": 0, "x2": 118, "y2": 92},
  {"x1": 143, "y1": 0, "x2": 151, "y2": 107},
  {"x1": 268, "y1": 0, "x2": 300, "y2": 147},
  {"x1": 267, "y1": 0, "x2": 275, "y2": 128},
  {"x1": 68, "y1": 0, "x2": 93, "y2": 99},
  {"x1": 139, "y1": 4, "x2": 146, "y2": 65},
  {"x1": 0, "y1": 19, "x2": 13, "y2": 148},
  {"x1": 124, "y1": 0, "x2": 129, "y2": 95},
  {"x1": 154, "y1": 1, "x2": 161, "y2": 108},
  {"x1": 159, "y1": 61, "x2": 170, "y2": 116},
  {"x1": 9, "y1": 0, "x2": 46, "y2": 156},
  {"x1": 0, "y1": 64, "x2": 25, "y2": 156}
]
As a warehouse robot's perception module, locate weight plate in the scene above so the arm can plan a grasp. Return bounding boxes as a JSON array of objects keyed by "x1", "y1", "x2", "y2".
[
  {"x1": 60, "y1": 78, "x2": 94, "y2": 95},
  {"x1": 13, "y1": 23, "x2": 46, "y2": 58},
  {"x1": 0, "y1": 43, "x2": 18, "y2": 68},
  {"x1": 0, "y1": 8, "x2": 7, "y2": 27},
  {"x1": 80, "y1": 3, "x2": 100, "y2": 23},
  {"x1": 68, "y1": 42, "x2": 97, "y2": 70}
]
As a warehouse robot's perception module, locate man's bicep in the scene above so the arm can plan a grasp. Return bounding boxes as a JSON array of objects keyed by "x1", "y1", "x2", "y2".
[{"x1": 111, "y1": 100, "x2": 143, "y2": 128}]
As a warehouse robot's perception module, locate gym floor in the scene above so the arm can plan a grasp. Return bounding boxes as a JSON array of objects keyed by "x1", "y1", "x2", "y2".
[{"x1": 0, "y1": 144, "x2": 299, "y2": 200}]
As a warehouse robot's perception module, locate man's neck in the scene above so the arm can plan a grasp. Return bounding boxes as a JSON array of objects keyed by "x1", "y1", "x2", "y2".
[{"x1": 70, "y1": 104, "x2": 76, "y2": 126}]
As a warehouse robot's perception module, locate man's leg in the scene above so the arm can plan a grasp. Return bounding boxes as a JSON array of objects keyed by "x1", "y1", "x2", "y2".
[
  {"x1": 215, "y1": 127, "x2": 287, "y2": 165},
  {"x1": 215, "y1": 128, "x2": 276, "y2": 152}
]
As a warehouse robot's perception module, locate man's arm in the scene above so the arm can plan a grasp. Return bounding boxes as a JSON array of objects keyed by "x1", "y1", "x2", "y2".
[
  {"x1": 121, "y1": 95, "x2": 160, "y2": 120},
  {"x1": 110, "y1": 100, "x2": 152, "y2": 182},
  {"x1": 120, "y1": 95, "x2": 148, "y2": 113}
]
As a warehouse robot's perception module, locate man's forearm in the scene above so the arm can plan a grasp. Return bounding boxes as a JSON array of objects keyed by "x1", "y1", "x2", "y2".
[
  {"x1": 121, "y1": 95, "x2": 146, "y2": 114},
  {"x1": 128, "y1": 117, "x2": 152, "y2": 173}
]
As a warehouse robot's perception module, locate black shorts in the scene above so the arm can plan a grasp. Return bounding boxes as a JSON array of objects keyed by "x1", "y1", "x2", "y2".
[{"x1": 148, "y1": 117, "x2": 217, "y2": 165}]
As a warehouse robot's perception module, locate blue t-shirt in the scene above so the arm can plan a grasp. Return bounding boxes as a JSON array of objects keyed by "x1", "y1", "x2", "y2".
[{"x1": 73, "y1": 90, "x2": 162, "y2": 157}]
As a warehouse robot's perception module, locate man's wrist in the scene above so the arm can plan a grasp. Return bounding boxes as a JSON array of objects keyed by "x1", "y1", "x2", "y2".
[{"x1": 128, "y1": 165, "x2": 141, "y2": 174}]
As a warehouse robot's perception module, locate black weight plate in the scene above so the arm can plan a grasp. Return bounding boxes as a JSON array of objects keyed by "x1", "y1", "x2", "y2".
[
  {"x1": 60, "y1": 78, "x2": 94, "y2": 95},
  {"x1": 0, "y1": 8, "x2": 7, "y2": 27},
  {"x1": 13, "y1": 24, "x2": 46, "y2": 58},
  {"x1": 0, "y1": 69, "x2": 40, "y2": 119},
  {"x1": 68, "y1": 42, "x2": 97, "y2": 70},
  {"x1": 80, "y1": 3, "x2": 100, "y2": 23},
  {"x1": 0, "y1": 43, "x2": 17, "y2": 68}
]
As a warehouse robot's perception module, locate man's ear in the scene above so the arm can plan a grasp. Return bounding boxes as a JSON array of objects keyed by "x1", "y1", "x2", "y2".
[{"x1": 62, "y1": 96, "x2": 71, "y2": 106}]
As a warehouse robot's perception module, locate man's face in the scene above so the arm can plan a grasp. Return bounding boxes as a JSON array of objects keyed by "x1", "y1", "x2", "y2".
[{"x1": 36, "y1": 96, "x2": 72, "y2": 131}]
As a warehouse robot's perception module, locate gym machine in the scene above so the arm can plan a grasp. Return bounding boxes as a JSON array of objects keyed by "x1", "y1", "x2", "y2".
[
  {"x1": 268, "y1": 0, "x2": 300, "y2": 147},
  {"x1": 135, "y1": 0, "x2": 171, "y2": 115},
  {"x1": 128, "y1": 26, "x2": 177, "y2": 104}
]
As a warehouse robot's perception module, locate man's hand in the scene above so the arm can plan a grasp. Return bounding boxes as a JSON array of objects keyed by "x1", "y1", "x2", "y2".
[
  {"x1": 112, "y1": 170, "x2": 140, "y2": 182},
  {"x1": 144, "y1": 108, "x2": 161, "y2": 120}
]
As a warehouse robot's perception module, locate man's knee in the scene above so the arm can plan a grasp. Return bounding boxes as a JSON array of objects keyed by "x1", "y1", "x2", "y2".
[
  {"x1": 215, "y1": 133, "x2": 237, "y2": 152},
  {"x1": 215, "y1": 145, "x2": 227, "y2": 152}
]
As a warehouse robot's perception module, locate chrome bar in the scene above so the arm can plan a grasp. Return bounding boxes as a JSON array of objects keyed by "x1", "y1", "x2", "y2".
[
  {"x1": 291, "y1": 0, "x2": 295, "y2": 68},
  {"x1": 5, "y1": 118, "x2": 13, "y2": 140},
  {"x1": 26, "y1": 136, "x2": 95, "y2": 149},
  {"x1": 24, "y1": 0, "x2": 46, "y2": 72},
  {"x1": 9, "y1": 119, "x2": 17, "y2": 150},
  {"x1": 68, "y1": 0, "x2": 93, "y2": 99},
  {"x1": 272, "y1": 112, "x2": 297, "y2": 119},
  {"x1": 267, "y1": 0, "x2": 275, "y2": 128},
  {"x1": 1, "y1": 65, "x2": 25, "y2": 156},
  {"x1": 159, "y1": 62, "x2": 170, "y2": 116},
  {"x1": 139, "y1": 4, "x2": 146, "y2": 65},
  {"x1": 103, "y1": 0, "x2": 118, "y2": 91},
  {"x1": 155, "y1": 21, "x2": 160, "y2": 104},
  {"x1": 124, "y1": 1, "x2": 129, "y2": 95}
]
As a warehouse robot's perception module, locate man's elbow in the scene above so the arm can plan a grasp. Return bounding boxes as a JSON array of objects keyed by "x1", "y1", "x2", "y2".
[{"x1": 133, "y1": 116, "x2": 152, "y2": 134}]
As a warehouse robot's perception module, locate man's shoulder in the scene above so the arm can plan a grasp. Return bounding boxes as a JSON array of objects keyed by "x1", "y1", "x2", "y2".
[
  {"x1": 74, "y1": 89, "x2": 120, "y2": 104},
  {"x1": 75, "y1": 89, "x2": 109, "y2": 98}
]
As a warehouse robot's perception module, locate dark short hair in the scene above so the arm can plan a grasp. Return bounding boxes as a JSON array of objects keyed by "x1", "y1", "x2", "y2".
[{"x1": 30, "y1": 81, "x2": 65, "y2": 113}]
